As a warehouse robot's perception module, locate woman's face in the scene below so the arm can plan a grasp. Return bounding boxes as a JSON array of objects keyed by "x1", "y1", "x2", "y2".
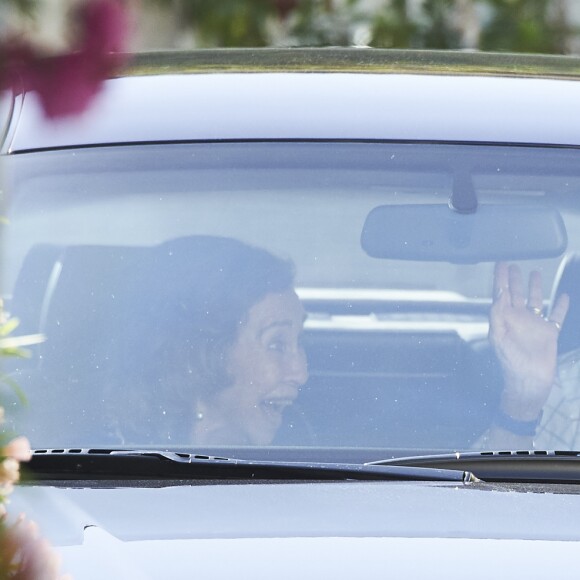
[{"x1": 196, "y1": 289, "x2": 309, "y2": 445}]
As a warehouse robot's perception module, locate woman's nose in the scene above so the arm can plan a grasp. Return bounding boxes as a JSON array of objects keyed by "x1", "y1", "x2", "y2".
[{"x1": 286, "y1": 347, "x2": 309, "y2": 386}]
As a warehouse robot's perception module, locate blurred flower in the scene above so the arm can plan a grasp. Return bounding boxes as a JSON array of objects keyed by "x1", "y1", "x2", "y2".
[
  {"x1": 0, "y1": 4, "x2": 130, "y2": 576},
  {"x1": 80, "y1": 0, "x2": 128, "y2": 56},
  {"x1": 0, "y1": 458, "x2": 19, "y2": 496},
  {"x1": 0, "y1": 514, "x2": 69, "y2": 580},
  {"x1": 0, "y1": 0, "x2": 130, "y2": 119},
  {"x1": 2, "y1": 438, "x2": 31, "y2": 464},
  {"x1": 0, "y1": 437, "x2": 32, "y2": 495}
]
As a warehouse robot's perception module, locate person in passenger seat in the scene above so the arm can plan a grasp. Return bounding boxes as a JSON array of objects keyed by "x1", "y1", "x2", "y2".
[{"x1": 481, "y1": 262, "x2": 573, "y2": 449}]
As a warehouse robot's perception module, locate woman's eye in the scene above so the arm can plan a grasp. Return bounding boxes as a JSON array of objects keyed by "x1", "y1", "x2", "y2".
[{"x1": 267, "y1": 338, "x2": 286, "y2": 352}]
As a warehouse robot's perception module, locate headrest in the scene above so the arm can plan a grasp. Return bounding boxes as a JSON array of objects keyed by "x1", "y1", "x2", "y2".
[
  {"x1": 8, "y1": 244, "x2": 64, "y2": 336},
  {"x1": 7, "y1": 243, "x2": 154, "y2": 446},
  {"x1": 549, "y1": 254, "x2": 580, "y2": 355}
]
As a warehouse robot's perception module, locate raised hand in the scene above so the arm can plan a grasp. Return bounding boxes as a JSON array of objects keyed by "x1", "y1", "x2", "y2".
[{"x1": 489, "y1": 262, "x2": 569, "y2": 421}]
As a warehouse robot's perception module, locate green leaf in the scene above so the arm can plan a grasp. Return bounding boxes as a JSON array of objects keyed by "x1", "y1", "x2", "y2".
[
  {"x1": 0, "y1": 318, "x2": 20, "y2": 337},
  {"x1": 0, "y1": 374, "x2": 28, "y2": 406}
]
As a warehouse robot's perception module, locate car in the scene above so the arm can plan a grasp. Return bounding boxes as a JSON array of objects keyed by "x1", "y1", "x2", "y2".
[{"x1": 3, "y1": 47, "x2": 580, "y2": 578}]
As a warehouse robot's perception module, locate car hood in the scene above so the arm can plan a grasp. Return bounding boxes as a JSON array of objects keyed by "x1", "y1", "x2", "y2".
[{"x1": 8, "y1": 479, "x2": 580, "y2": 578}]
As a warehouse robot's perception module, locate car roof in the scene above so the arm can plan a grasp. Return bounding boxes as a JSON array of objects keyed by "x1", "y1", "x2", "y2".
[{"x1": 4, "y1": 48, "x2": 580, "y2": 153}]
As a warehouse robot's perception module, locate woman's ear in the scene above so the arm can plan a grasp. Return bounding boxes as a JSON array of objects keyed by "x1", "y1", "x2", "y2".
[{"x1": 196, "y1": 334, "x2": 236, "y2": 397}]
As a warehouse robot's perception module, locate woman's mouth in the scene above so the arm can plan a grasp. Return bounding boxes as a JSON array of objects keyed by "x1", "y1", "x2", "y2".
[{"x1": 261, "y1": 398, "x2": 295, "y2": 415}]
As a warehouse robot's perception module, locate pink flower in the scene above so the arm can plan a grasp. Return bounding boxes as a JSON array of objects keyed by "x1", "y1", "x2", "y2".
[
  {"x1": 80, "y1": 0, "x2": 129, "y2": 58},
  {"x1": 2, "y1": 436, "x2": 32, "y2": 463},
  {"x1": 1, "y1": 0, "x2": 130, "y2": 119},
  {"x1": 0, "y1": 514, "x2": 68, "y2": 579},
  {"x1": 14, "y1": 51, "x2": 110, "y2": 119},
  {"x1": 0, "y1": 438, "x2": 31, "y2": 494},
  {"x1": 0, "y1": 457, "x2": 20, "y2": 486}
]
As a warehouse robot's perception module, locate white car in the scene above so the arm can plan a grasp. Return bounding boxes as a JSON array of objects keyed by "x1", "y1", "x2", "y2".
[{"x1": 3, "y1": 48, "x2": 580, "y2": 578}]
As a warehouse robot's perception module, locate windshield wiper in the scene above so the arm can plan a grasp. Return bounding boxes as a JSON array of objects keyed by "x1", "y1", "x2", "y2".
[
  {"x1": 372, "y1": 450, "x2": 580, "y2": 484},
  {"x1": 25, "y1": 449, "x2": 477, "y2": 483}
]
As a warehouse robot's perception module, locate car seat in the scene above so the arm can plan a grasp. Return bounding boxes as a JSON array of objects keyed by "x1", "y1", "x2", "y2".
[{"x1": 6, "y1": 243, "x2": 152, "y2": 447}]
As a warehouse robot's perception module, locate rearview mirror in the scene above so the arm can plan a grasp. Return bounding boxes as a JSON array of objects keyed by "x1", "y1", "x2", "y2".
[{"x1": 361, "y1": 204, "x2": 567, "y2": 264}]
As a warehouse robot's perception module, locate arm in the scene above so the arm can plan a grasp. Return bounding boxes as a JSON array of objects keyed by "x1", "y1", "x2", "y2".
[{"x1": 482, "y1": 263, "x2": 569, "y2": 447}]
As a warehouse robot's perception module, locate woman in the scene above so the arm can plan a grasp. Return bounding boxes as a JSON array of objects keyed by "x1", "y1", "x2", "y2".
[
  {"x1": 110, "y1": 235, "x2": 308, "y2": 447},
  {"x1": 482, "y1": 262, "x2": 570, "y2": 449}
]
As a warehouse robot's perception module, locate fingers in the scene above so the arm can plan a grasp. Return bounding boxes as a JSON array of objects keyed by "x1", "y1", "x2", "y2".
[
  {"x1": 492, "y1": 261, "x2": 570, "y2": 334},
  {"x1": 493, "y1": 263, "x2": 546, "y2": 311},
  {"x1": 527, "y1": 270, "x2": 543, "y2": 312},
  {"x1": 489, "y1": 263, "x2": 510, "y2": 341},
  {"x1": 548, "y1": 293, "x2": 570, "y2": 329},
  {"x1": 508, "y1": 264, "x2": 526, "y2": 308},
  {"x1": 493, "y1": 262, "x2": 509, "y2": 301}
]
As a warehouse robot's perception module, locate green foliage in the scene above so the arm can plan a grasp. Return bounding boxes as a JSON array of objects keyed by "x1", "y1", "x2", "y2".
[
  {"x1": 174, "y1": 0, "x2": 277, "y2": 47},
  {"x1": 369, "y1": 0, "x2": 419, "y2": 48},
  {"x1": 420, "y1": 0, "x2": 461, "y2": 49},
  {"x1": 286, "y1": 0, "x2": 362, "y2": 47},
  {"x1": 144, "y1": 0, "x2": 576, "y2": 54},
  {"x1": 0, "y1": 0, "x2": 38, "y2": 18},
  {"x1": 0, "y1": 317, "x2": 37, "y2": 407},
  {"x1": 0, "y1": 312, "x2": 44, "y2": 407},
  {"x1": 480, "y1": 0, "x2": 571, "y2": 54},
  {"x1": 0, "y1": 323, "x2": 44, "y2": 359},
  {"x1": 4, "y1": 0, "x2": 576, "y2": 54}
]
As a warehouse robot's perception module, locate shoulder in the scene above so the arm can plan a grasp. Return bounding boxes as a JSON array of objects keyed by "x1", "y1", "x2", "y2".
[
  {"x1": 557, "y1": 348, "x2": 580, "y2": 393},
  {"x1": 536, "y1": 348, "x2": 580, "y2": 449}
]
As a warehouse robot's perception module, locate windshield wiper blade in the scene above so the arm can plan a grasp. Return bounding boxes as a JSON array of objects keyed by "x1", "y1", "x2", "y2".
[
  {"x1": 372, "y1": 450, "x2": 580, "y2": 483},
  {"x1": 25, "y1": 449, "x2": 477, "y2": 483}
]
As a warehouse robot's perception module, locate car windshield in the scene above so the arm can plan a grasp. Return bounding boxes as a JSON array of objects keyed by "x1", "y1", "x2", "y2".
[{"x1": 2, "y1": 141, "x2": 580, "y2": 458}]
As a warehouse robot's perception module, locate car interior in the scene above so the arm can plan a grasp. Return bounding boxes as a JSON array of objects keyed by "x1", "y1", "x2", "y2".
[
  {"x1": 3, "y1": 141, "x2": 580, "y2": 456},
  {"x1": 1, "y1": 238, "x2": 533, "y2": 453}
]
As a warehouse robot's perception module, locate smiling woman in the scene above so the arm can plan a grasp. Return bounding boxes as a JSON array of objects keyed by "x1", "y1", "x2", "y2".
[
  {"x1": 201, "y1": 288, "x2": 308, "y2": 445},
  {"x1": 103, "y1": 235, "x2": 307, "y2": 447}
]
